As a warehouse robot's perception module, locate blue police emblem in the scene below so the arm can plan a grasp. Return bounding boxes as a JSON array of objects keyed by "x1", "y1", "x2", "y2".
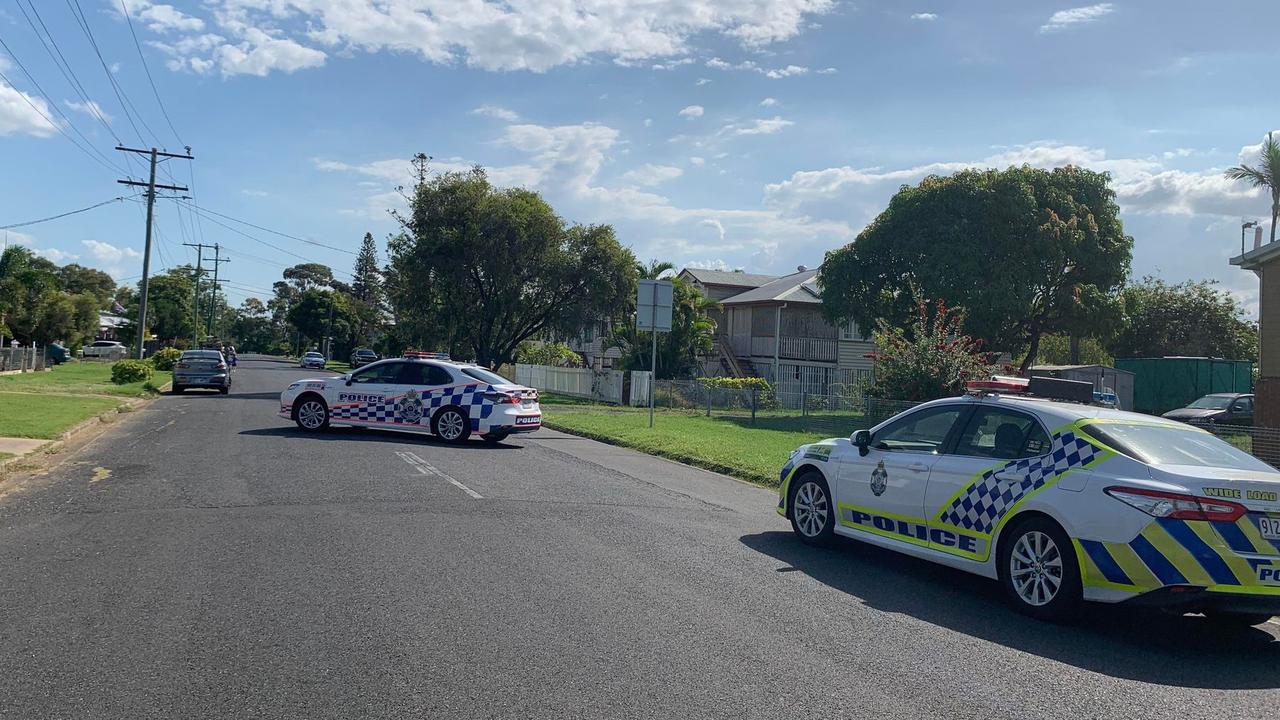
[
  {"x1": 870, "y1": 460, "x2": 888, "y2": 496},
  {"x1": 396, "y1": 389, "x2": 425, "y2": 424}
]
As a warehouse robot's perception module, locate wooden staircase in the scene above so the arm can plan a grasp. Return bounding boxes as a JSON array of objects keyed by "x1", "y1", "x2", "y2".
[{"x1": 718, "y1": 335, "x2": 755, "y2": 378}]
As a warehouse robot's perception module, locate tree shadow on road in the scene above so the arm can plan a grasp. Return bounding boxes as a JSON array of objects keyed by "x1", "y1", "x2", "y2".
[
  {"x1": 238, "y1": 425, "x2": 524, "y2": 449},
  {"x1": 740, "y1": 530, "x2": 1280, "y2": 689}
]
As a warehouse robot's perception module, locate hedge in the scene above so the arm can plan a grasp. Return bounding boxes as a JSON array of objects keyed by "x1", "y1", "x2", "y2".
[
  {"x1": 111, "y1": 359, "x2": 154, "y2": 385},
  {"x1": 150, "y1": 347, "x2": 183, "y2": 371}
]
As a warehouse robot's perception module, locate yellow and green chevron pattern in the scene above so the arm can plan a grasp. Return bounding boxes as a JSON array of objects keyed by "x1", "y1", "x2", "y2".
[{"x1": 1075, "y1": 515, "x2": 1280, "y2": 596}]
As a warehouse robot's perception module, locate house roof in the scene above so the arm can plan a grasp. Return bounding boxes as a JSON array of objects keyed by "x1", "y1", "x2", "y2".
[
  {"x1": 1231, "y1": 240, "x2": 1280, "y2": 270},
  {"x1": 677, "y1": 267, "x2": 778, "y2": 289},
  {"x1": 720, "y1": 269, "x2": 822, "y2": 306}
]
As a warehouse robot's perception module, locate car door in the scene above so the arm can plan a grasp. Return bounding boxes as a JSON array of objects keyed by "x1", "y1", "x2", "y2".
[
  {"x1": 391, "y1": 362, "x2": 455, "y2": 430},
  {"x1": 923, "y1": 406, "x2": 1053, "y2": 560},
  {"x1": 1228, "y1": 396, "x2": 1254, "y2": 426},
  {"x1": 335, "y1": 361, "x2": 405, "y2": 426},
  {"x1": 835, "y1": 403, "x2": 969, "y2": 539}
]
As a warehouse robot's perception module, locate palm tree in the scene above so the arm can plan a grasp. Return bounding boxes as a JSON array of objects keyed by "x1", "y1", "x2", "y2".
[
  {"x1": 637, "y1": 259, "x2": 676, "y2": 279},
  {"x1": 1226, "y1": 131, "x2": 1280, "y2": 245}
]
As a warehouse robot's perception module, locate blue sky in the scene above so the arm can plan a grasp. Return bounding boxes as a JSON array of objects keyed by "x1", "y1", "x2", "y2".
[{"x1": 1, "y1": 0, "x2": 1278, "y2": 313}]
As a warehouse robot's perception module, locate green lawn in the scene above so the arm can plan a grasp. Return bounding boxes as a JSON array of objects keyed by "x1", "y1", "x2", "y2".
[
  {"x1": 0, "y1": 362, "x2": 171, "y2": 397},
  {"x1": 542, "y1": 405, "x2": 831, "y2": 486},
  {"x1": 0, "y1": 393, "x2": 127, "y2": 439}
]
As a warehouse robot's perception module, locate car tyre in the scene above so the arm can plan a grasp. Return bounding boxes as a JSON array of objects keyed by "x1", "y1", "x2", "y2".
[
  {"x1": 999, "y1": 516, "x2": 1083, "y2": 622},
  {"x1": 171, "y1": 385, "x2": 184, "y2": 394},
  {"x1": 788, "y1": 470, "x2": 836, "y2": 547},
  {"x1": 432, "y1": 406, "x2": 471, "y2": 444},
  {"x1": 481, "y1": 431, "x2": 510, "y2": 444},
  {"x1": 219, "y1": 386, "x2": 230, "y2": 395},
  {"x1": 293, "y1": 395, "x2": 330, "y2": 432}
]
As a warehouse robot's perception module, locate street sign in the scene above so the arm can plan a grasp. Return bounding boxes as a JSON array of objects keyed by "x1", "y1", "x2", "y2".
[{"x1": 637, "y1": 280, "x2": 673, "y2": 332}]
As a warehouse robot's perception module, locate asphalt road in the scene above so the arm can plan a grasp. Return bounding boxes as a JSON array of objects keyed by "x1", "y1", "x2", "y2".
[{"x1": 1, "y1": 356, "x2": 1278, "y2": 719}]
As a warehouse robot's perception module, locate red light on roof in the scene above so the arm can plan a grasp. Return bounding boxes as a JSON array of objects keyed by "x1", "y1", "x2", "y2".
[{"x1": 965, "y1": 379, "x2": 1029, "y2": 393}]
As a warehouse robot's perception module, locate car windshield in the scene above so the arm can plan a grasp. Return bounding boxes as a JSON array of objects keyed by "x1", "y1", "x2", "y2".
[
  {"x1": 461, "y1": 367, "x2": 514, "y2": 385},
  {"x1": 1082, "y1": 421, "x2": 1274, "y2": 472},
  {"x1": 304, "y1": 353, "x2": 323, "y2": 358},
  {"x1": 1187, "y1": 395, "x2": 1233, "y2": 409}
]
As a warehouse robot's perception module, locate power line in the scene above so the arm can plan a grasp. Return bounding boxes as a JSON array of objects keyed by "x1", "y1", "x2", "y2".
[
  {"x1": 63, "y1": 0, "x2": 156, "y2": 146},
  {"x1": 175, "y1": 203, "x2": 355, "y2": 280},
  {"x1": 175, "y1": 200, "x2": 357, "y2": 255},
  {"x1": 0, "y1": 195, "x2": 135, "y2": 230},
  {"x1": 118, "y1": 0, "x2": 182, "y2": 147}
]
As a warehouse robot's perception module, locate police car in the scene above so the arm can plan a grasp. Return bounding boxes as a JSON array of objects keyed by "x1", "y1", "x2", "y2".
[
  {"x1": 777, "y1": 376, "x2": 1280, "y2": 625},
  {"x1": 279, "y1": 352, "x2": 541, "y2": 444}
]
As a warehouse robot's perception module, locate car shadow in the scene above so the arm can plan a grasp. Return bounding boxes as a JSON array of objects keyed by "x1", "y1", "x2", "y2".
[
  {"x1": 238, "y1": 425, "x2": 523, "y2": 449},
  {"x1": 740, "y1": 530, "x2": 1280, "y2": 689}
]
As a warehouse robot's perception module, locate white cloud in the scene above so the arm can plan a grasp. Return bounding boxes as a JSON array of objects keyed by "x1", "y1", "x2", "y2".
[
  {"x1": 471, "y1": 104, "x2": 520, "y2": 121},
  {"x1": 911, "y1": 12, "x2": 938, "y2": 21},
  {"x1": 765, "y1": 64, "x2": 808, "y2": 79},
  {"x1": 79, "y1": 240, "x2": 141, "y2": 277},
  {"x1": 1039, "y1": 4, "x2": 1114, "y2": 34},
  {"x1": 214, "y1": 29, "x2": 326, "y2": 77},
  {"x1": 643, "y1": 118, "x2": 653, "y2": 127},
  {"x1": 760, "y1": 97, "x2": 778, "y2": 107},
  {"x1": 32, "y1": 246, "x2": 78, "y2": 263},
  {"x1": 117, "y1": 1, "x2": 205, "y2": 33},
  {"x1": 689, "y1": 156, "x2": 705, "y2": 166},
  {"x1": 652, "y1": 58, "x2": 694, "y2": 70},
  {"x1": 678, "y1": 104, "x2": 704, "y2": 118},
  {"x1": 622, "y1": 163, "x2": 684, "y2": 187},
  {"x1": 705, "y1": 56, "x2": 815, "y2": 79},
  {"x1": 695, "y1": 78, "x2": 711, "y2": 86},
  {"x1": 816, "y1": 67, "x2": 837, "y2": 74},
  {"x1": 0, "y1": 77, "x2": 59, "y2": 137},
  {"x1": 64, "y1": 99, "x2": 112, "y2": 124},
  {"x1": 240, "y1": 189, "x2": 269, "y2": 197},
  {"x1": 726, "y1": 116, "x2": 794, "y2": 136}
]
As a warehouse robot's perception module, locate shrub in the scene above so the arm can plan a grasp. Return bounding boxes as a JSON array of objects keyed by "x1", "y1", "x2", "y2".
[
  {"x1": 516, "y1": 341, "x2": 584, "y2": 368},
  {"x1": 869, "y1": 293, "x2": 993, "y2": 401},
  {"x1": 698, "y1": 376, "x2": 777, "y2": 409},
  {"x1": 150, "y1": 347, "x2": 183, "y2": 371},
  {"x1": 111, "y1": 359, "x2": 154, "y2": 385}
]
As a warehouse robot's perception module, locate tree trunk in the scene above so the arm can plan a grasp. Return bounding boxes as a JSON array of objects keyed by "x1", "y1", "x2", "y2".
[
  {"x1": 1069, "y1": 334, "x2": 1081, "y2": 364},
  {"x1": 1019, "y1": 332, "x2": 1041, "y2": 375},
  {"x1": 1272, "y1": 196, "x2": 1278, "y2": 245}
]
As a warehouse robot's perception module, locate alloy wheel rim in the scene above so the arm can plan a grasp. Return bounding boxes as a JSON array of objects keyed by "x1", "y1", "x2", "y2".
[
  {"x1": 298, "y1": 401, "x2": 325, "y2": 429},
  {"x1": 440, "y1": 412, "x2": 464, "y2": 439},
  {"x1": 794, "y1": 481, "x2": 829, "y2": 537},
  {"x1": 1010, "y1": 530, "x2": 1063, "y2": 607}
]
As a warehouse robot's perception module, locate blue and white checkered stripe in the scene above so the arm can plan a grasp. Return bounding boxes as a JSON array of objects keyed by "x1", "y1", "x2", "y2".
[
  {"x1": 938, "y1": 431, "x2": 1103, "y2": 535},
  {"x1": 331, "y1": 384, "x2": 497, "y2": 426}
]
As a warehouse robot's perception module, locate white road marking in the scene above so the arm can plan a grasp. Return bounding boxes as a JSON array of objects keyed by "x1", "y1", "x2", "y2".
[{"x1": 396, "y1": 451, "x2": 483, "y2": 499}]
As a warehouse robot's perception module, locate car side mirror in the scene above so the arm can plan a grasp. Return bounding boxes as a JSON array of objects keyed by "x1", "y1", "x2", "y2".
[
  {"x1": 851, "y1": 429, "x2": 871, "y2": 456},
  {"x1": 343, "y1": 373, "x2": 353, "y2": 386}
]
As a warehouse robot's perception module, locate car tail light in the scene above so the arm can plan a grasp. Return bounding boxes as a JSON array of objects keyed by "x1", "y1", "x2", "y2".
[
  {"x1": 1104, "y1": 486, "x2": 1246, "y2": 522},
  {"x1": 482, "y1": 391, "x2": 520, "y2": 404},
  {"x1": 215, "y1": 362, "x2": 227, "y2": 370}
]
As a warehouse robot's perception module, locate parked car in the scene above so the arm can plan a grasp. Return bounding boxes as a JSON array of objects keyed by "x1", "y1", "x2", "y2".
[
  {"x1": 172, "y1": 350, "x2": 231, "y2": 394},
  {"x1": 777, "y1": 376, "x2": 1280, "y2": 625},
  {"x1": 300, "y1": 352, "x2": 327, "y2": 369},
  {"x1": 350, "y1": 348, "x2": 380, "y2": 368},
  {"x1": 81, "y1": 340, "x2": 125, "y2": 358},
  {"x1": 1162, "y1": 393, "x2": 1254, "y2": 426}
]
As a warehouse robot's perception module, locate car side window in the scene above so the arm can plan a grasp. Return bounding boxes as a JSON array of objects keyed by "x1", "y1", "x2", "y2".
[
  {"x1": 426, "y1": 366, "x2": 454, "y2": 386},
  {"x1": 872, "y1": 406, "x2": 965, "y2": 453},
  {"x1": 1234, "y1": 398, "x2": 1253, "y2": 412},
  {"x1": 351, "y1": 362, "x2": 401, "y2": 384},
  {"x1": 952, "y1": 408, "x2": 1051, "y2": 460}
]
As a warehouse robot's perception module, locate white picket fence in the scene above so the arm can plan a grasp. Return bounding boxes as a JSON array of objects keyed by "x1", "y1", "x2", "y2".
[{"x1": 515, "y1": 364, "x2": 625, "y2": 404}]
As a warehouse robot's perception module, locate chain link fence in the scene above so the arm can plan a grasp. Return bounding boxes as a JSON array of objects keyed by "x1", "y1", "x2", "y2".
[
  {"x1": 1191, "y1": 422, "x2": 1280, "y2": 467},
  {"x1": 0, "y1": 347, "x2": 45, "y2": 372}
]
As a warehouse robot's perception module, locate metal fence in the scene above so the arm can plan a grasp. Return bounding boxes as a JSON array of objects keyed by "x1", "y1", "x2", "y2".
[
  {"x1": 0, "y1": 347, "x2": 45, "y2": 372},
  {"x1": 1192, "y1": 422, "x2": 1280, "y2": 466}
]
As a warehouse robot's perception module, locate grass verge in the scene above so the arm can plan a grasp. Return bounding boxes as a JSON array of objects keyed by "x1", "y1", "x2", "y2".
[
  {"x1": 0, "y1": 393, "x2": 128, "y2": 439},
  {"x1": 542, "y1": 405, "x2": 828, "y2": 486},
  {"x1": 0, "y1": 362, "x2": 171, "y2": 398}
]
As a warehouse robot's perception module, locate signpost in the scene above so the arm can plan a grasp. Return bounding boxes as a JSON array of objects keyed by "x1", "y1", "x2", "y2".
[{"x1": 637, "y1": 279, "x2": 673, "y2": 428}]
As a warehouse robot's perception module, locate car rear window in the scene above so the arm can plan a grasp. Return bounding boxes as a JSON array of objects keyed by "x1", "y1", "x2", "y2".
[
  {"x1": 461, "y1": 367, "x2": 513, "y2": 385},
  {"x1": 1082, "y1": 421, "x2": 1274, "y2": 472},
  {"x1": 181, "y1": 351, "x2": 222, "y2": 359}
]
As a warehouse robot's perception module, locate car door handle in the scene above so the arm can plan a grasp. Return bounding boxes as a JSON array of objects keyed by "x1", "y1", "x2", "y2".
[
  {"x1": 993, "y1": 471, "x2": 1022, "y2": 483},
  {"x1": 907, "y1": 462, "x2": 929, "y2": 473}
]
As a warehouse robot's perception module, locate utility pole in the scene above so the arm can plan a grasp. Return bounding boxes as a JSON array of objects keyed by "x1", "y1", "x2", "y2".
[
  {"x1": 183, "y1": 242, "x2": 223, "y2": 346},
  {"x1": 206, "y1": 243, "x2": 229, "y2": 338},
  {"x1": 117, "y1": 146, "x2": 193, "y2": 359}
]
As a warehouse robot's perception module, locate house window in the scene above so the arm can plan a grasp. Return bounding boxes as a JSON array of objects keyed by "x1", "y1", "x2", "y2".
[{"x1": 839, "y1": 320, "x2": 859, "y2": 341}]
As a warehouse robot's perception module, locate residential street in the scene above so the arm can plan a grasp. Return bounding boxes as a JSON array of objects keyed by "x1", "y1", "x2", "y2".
[{"x1": 1, "y1": 356, "x2": 1278, "y2": 719}]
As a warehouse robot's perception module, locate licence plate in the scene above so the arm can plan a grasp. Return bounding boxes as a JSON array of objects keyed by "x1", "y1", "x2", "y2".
[
  {"x1": 1259, "y1": 517, "x2": 1280, "y2": 540},
  {"x1": 515, "y1": 416, "x2": 540, "y2": 425}
]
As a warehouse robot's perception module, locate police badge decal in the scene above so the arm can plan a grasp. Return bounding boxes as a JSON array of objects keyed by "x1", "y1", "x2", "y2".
[
  {"x1": 870, "y1": 460, "x2": 888, "y2": 496},
  {"x1": 396, "y1": 389, "x2": 425, "y2": 424}
]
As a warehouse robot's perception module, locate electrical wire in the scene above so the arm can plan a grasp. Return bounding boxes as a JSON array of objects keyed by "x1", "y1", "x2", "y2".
[
  {"x1": 117, "y1": 0, "x2": 182, "y2": 147},
  {"x1": 0, "y1": 195, "x2": 135, "y2": 230},
  {"x1": 63, "y1": 0, "x2": 156, "y2": 146},
  {"x1": 174, "y1": 200, "x2": 357, "y2": 255}
]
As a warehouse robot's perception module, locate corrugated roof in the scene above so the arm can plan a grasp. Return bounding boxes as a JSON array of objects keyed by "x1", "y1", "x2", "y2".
[
  {"x1": 720, "y1": 269, "x2": 822, "y2": 305},
  {"x1": 678, "y1": 267, "x2": 778, "y2": 289}
]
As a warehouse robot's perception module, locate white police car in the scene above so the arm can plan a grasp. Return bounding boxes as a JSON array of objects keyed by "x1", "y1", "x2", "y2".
[
  {"x1": 279, "y1": 352, "x2": 541, "y2": 444},
  {"x1": 778, "y1": 376, "x2": 1280, "y2": 625}
]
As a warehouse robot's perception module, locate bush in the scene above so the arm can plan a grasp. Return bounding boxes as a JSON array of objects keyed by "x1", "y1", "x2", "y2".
[
  {"x1": 150, "y1": 347, "x2": 183, "y2": 371},
  {"x1": 697, "y1": 376, "x2": 777, "y2": 409},
  {"x1": 516, "y1": 341, "x2": 584, "y2": 368},
  {"x1": 869, "y1": 294, "x2": 993, "y2": 401},
  {"x1": 111, "y1": 359, "x2": 154, "y2": 385}
]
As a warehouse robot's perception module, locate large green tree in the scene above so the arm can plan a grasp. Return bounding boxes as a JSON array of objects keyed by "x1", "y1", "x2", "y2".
[
  {"x1": 57, "y1": 264, "x2": 116, "y2": 304},
  {"x1": 349, "y1": 232, "x2": 385, "y2": 344},
  {"x1": 282, "y1": 263, "x2": 335, "y2": 292},
  {"x1": 1109, "y1": 277, "x2": 1258, "y2": 361},
  {"x1": 819, "y1": 165, "x2": 1132, "y2": 372},
  {"x1": 0, "y1": 246, "x2": 62, "y2": 344},
  {"x1": 388, "y1": 163, "x2": 636, "y2": 366},
  {"x1": 287, "y1": 288, "x2": 357, "y2": 352}
]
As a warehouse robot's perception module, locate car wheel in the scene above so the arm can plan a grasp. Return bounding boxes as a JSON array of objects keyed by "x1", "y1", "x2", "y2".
[
  {"x1": 293, "y1": 396, "x2": 330, "y2": 432},
  {"x1": 788, "y1": 471, "x2": 836, "y2": 547},
  {"x1": 432, "y1": 406, "x2": 471, "y2": 444},
  {"x1": 999, "y1": 516, "x2": 1082, "y2": 622},
  {"x1": 1202, "y1": 611, "x2": 1273, "y2": 627},
  {"x1": 219, "y1": 386, "x2": 230, "y2": 395},
  {"x1": 171, "y1": 385, "x2": 184, "y2": 394},
  {"x1": 481, "y1": 431, "x2": 510, "y2": 444}
]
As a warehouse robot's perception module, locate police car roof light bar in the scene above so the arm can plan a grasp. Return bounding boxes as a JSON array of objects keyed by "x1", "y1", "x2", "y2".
[{"x1": 403, "y1": 351, "x2": 451, "y2": 360}]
